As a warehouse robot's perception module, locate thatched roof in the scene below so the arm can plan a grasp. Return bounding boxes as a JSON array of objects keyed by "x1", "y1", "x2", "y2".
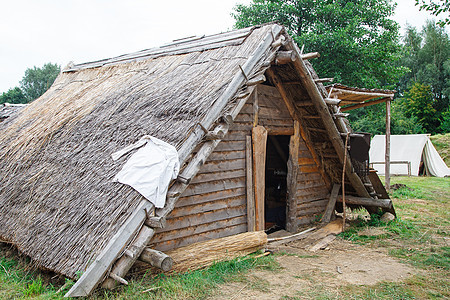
[
  {"x1": 0, "y1": 25, "x2": 274, "y2": 278},
  {"x1": 0, "y1": 103, "x2": 26, "y2": 122}
]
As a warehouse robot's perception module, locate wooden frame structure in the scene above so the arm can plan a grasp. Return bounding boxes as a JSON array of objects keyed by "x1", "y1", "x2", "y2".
[{"x1": 0, "y1": 24, "x2": 395, "y2": 298}]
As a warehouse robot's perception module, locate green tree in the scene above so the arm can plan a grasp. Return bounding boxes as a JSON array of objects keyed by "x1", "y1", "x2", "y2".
[
  {"x1": 20, "y1": 63, "x2": 60, "y2": 102},
  {"x1": 405, "y1": 82, "x2": 439, "y2": 132},
  {"x1": 415, "y1": 0, "x2": 450, "y2": 26},
  {"x1": 232, "y1": 0, "x2": 405, "y2": 88},
  {"x1": 0, "y1": 87, "x2": 27, "y2": 105}
]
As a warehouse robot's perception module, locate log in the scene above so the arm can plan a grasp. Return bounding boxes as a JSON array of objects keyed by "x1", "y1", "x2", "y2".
[
  {"x1": 102, "y1": 225, "x2": 155, "y2": 289},
  {"x1": 163, "y1": 231, "x2": 267, "y2": 274},
  {"x1": 301, "y1": 52, "x2": 320, "y2": 60},
  {"x1": 252, "y1": 126, "x2": 267, "y2": 231},
  {"x1": 340, "y1": 97, "x2": 390, "y2": 112},
  {"x1": 286, "y1": 121, "x2": 300, "y2": 232},
  {"x1": 268, "y1": 227, "x2": 316, "y2": 247},
  {"x1": 275, "y1": 50, "x2": 297, "y2": 64},
  {"x1": 324, "y1": 98, "x2": 341, "y2": 105},
  {"x1": 337, "y1": 195, "x2": 393, "y2": 209},
  {"x1": 314, "y1": 78, "x2": 334, "y2": 83},
  {"x1": 140, "y1": 248, "x2": 173, "y2": 272}
]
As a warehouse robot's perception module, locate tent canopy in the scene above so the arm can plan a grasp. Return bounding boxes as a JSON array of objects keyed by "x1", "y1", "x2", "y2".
[{"x1": 369, "y1": 134, "x2": 450, "y2": 177}]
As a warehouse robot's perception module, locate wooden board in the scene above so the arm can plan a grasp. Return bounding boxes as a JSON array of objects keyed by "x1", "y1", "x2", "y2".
[
  {"x1": 286, "y1": 121, "x2": 299, "y2": 232},
  {"x1": 252, "y1": 126, "x2": 267, "y2": 231}
]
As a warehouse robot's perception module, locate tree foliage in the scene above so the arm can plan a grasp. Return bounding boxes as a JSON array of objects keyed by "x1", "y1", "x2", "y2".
[
  {"x1": 0, "y1": 87, "x2": 27, "y2": 105},
  {"x1": 232, "y1": 0, "x2": 404, "y2": 88},
  {"x1": 20, "y1": 63, "x2": 60, "y2": 102},
  {"x1": 415, "y1": 0, "x2": 450, "y2": 26},
  {"x1": 405, "y1": 82, "x2": 439, "y2": 132}
]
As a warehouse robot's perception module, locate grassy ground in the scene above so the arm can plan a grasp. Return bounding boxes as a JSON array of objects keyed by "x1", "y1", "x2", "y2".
[
  {"x1": 430, "y1": 133, "x2": 450, "y2": 166},
  {"x1": 1, "y1": 176, "x2": 448, "y2": 299}
]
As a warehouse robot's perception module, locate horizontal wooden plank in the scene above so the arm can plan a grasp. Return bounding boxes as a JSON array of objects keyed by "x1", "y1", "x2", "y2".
[
  {"x1": 297, "y1": 180, "x2": 327, "y2": 190},
  {"x1": 207, "y1": 150, "x2": 246, "y2": 161},
  {"x1": 169, "y1": 196, "x2": 246, "y2": 218},
  {"x1": 153, "y1": 215, "x2": 247, "y2": 243},
  {"x1": 297, "y1": 215, "x2": 318, "y2": 226},
  {"x1": 297, "y1": 205, "x2": 326, "y2": 217},
  {"x1": 181, "y1": 178, "x2": 246, "y2": 197},
  {"x1": 176, "y1": 187, "x2": 246, "y2": 208},
  {"x1": 163, "y1": 205, "x2": 247, "y2": 233},
  {"x1": 299, "y1": 165, "x2": 319, "y2": 173},
  {"x1": 198, "y1": 158, "x2": 246, "y2": 174},
  {"x1": 297, "y1": 187, "x2": 330, "y2": 199},
  {"x1": 297, "y1": 199, "x2": 329, "y2": 209},
  {"x1": 222, "y1": 131, "x2": 247, "y2": 141},
  {"x1": 191, "y1": 169, "x2": 246, "y2": 184},
  {"x1": 215, "y1": 141, "x2": 246, "y2": 151},
  {"x1": 298, "y1": 157, "x2": 315, "y2": 166},
  {"x1": 297, "y1": 172, "x2": 322, "y2": 182},
  {"x1": 152, "y1": 223, "x2": 248, "y2": 252}
]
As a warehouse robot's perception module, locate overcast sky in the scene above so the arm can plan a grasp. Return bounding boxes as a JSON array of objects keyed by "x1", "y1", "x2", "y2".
[{"x1": 0, "y1": 0, "x2": 440, "y2": 93}]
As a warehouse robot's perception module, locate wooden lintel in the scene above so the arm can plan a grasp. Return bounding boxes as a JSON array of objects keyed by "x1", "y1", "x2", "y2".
[
  {"x1": 267, "y1": 128, "x2": 294, "y2": 135},
  {"x1": 340, "y1": 97, "x2": 391, "y2": 112}
]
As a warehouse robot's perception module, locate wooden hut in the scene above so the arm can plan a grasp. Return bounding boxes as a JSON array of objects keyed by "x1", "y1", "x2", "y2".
[{"x1": 0, "y1": 24, "x2": 393, "y2": 297}]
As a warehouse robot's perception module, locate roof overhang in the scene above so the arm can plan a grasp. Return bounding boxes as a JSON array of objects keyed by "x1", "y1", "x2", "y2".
[{"x1": 325, "y1": 84, "x2": 395, "y2": 112}]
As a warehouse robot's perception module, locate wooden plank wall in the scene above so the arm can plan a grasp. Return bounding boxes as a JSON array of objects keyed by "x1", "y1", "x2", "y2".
[
  {"x1": 296, "y1": 138, "x2": 329, "y2": 225},
  {"x1": 151, "y1": 85, "x2": 328, "y2": 251}
]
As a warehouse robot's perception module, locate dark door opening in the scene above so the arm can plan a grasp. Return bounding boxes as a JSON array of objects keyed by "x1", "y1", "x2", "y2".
[{"x1": 264, "y1": 135, "x2": 290, "y2": 233}]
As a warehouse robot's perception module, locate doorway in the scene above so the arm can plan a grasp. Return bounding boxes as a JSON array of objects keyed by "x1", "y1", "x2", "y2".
[{"x1": 264, "y1": 135, "x2": 290, "y2": 233}]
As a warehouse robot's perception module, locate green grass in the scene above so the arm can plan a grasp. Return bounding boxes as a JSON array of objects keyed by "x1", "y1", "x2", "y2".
[
  {"x1": 430, "y1": 133, "x2": 450, "y2": 166},
  {"x1": 0, "y1": 246, "x2": 278, "y2": 299}
]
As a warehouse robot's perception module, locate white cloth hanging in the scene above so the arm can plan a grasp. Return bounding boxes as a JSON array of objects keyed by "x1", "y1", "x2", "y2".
[{"x1": 112, "y1": 136, "x2": 179, "y2": 208}]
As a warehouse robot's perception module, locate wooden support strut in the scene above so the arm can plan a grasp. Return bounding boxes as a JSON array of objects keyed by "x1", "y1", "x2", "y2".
[
  {"x1": 275, "y1": 50, "x2": 297, "y2": 65},
  {"x1": 266, "y1": 68, "x2": 331, "y2": 189},
  {"x1": 139, "y1": 248, "x2": 173, "y2": 272},
  {"x1": 284, "y1": 42, "x2": 370, "y2": 198}
]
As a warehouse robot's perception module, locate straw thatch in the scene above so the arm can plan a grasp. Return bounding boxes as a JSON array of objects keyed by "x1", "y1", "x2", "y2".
[
  {"x1": 0, "y1": 103, "x2": 26, "y2": 123},
  {"x1": 0, "y1": 25, "x2": 272, "y2": 279}
]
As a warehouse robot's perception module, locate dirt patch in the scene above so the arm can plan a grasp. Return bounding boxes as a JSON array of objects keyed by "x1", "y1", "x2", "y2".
[{"x1": 212, "y1": 239, "x2": 415, "y2": 300}]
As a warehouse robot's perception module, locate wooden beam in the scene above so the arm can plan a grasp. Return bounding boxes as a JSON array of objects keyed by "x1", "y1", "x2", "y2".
[
  {"x1": 337, "y1": 195, "x2": 393, "y2": 210},
  {"x1": 321, "y1": 183, "x2": 340, "y2": 223},
  {"x1": 324, "y1": 98, "x2": 341, "y2": 105},
  {"x1": 252, "y1": 126, "x2": 267, "y2": 231},
  {"x1": 246, "y1": 135, "x2": 256, "y2": 232},
  {"x1": 139, "y1": 248, "x2": 173, "y2": 272},
  {"x1": 275, "y1": 50, "x2": 297, "y2": 64},
  {"x1": 286, "y1": 121, "x2": 300, "y2": 232},
  {"x1": 102, "y1": 225, "x2": 155, "y2": 289},
  {"x1": 266, "y1": 68, "x2": 331, "y2": 189},
  {"x1": 340, "y1": 97, "x2": 390, "y2": 112},
  {"x1": 267, "y1": 128, "x2": 294, "y2": 135},
  {"x1": 65, "y1": 200, "x2": 153, "y2": 297},
  {"x1": 314, "y1": 78, "x2": 334, "y2": 83},
  {"x1": 331, "y1": 88, "x2": 394, "y2": 99},
  {"x1": 301, "y1": 52, "x2": 320, "y2": 60},
  {"x1": 284, "y1": 41, "x2": 370, "y2": 198}
]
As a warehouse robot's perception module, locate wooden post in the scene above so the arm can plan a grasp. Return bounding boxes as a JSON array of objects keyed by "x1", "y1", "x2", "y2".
[
  {"x1": 286, "y1": 121, "x2": 300, "y2": 232},
  {"x1": 252, "y1": 126, "x2": 267, "y2": 231},
  {"x1": 253, "y1": 86, "x2": 259, "y2": 127},
  {"x1": 385, "y1": 99, "x2": 391, "y2": 192},
  {"x1": 246, "y1": 135, "x2": 256, "y2": 232}
]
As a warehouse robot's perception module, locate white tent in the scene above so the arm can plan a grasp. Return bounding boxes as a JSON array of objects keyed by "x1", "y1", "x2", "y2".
[{"x1": 370, "y1": 134, "x2": 450, "y2": 177}]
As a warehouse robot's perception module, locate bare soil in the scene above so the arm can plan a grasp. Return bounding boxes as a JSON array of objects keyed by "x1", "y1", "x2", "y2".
[{"x1": 212, "y1": 238, "x2": 415, "y2": 300}]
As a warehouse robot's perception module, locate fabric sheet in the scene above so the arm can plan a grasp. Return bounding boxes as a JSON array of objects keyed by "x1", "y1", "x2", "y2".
[
  {"x1": 369, "y1": 134, "x2": 449, "y2": 177},
  {"x1": 113, "y1": 136, "x2": 180, "y2": 208}
]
